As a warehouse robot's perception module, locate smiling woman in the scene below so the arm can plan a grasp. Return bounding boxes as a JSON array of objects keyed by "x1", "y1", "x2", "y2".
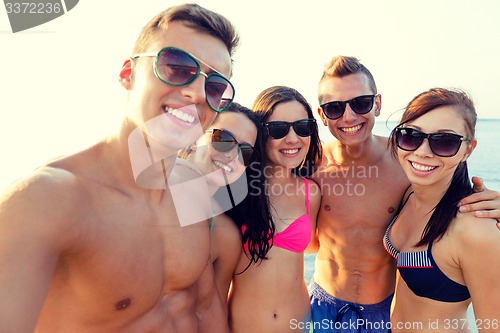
[
  {"x1": 171, "y1": 102, "x2": 276, "y2": 315},
  {"x1": 2, "y1": 1, "x2": 500, "y2": 193},
  {"x1": 228, "y1": 86, "x2": 322, "y2": 333},
  {"x1": 386, "y1": 88, "x2": 500, "y2": 333}
]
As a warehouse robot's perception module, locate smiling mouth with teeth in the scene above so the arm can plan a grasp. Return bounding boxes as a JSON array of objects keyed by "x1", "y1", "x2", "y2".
[
  {"x1": 410, "y1": 161, "x2": 437, "y2": 172},
  {"x1": 340, "y1": 124, "x2": 363, "y2": 134},
  {"x1": 281, "y1": 149, "x2": 299, "y2": 155},
  {"x1": 213, "y1": 160, "x2": 232, "y2": 172},
  {"x1": 165, "y1": 107, "x2": 195, "y2": 124}
]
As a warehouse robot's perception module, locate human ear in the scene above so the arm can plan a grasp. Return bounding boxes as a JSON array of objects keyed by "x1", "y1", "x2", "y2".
[
  {"x1": 119, "y1": 58, "x2": 134, "y2": 90},
  {"x1": 317, "y1": 107, "x2": 327, "y2": 126},
  {"x1": 374, "y1": 94, "x2": 382, "y2": 117},
  {"x1": 461, "y1": 139, "x2": 477, "y2": 162}
]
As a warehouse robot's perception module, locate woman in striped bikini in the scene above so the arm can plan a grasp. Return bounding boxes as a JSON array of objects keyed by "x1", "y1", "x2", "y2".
[{"x1": 384, "y1": 88, "x2": 500, "y2": 332}]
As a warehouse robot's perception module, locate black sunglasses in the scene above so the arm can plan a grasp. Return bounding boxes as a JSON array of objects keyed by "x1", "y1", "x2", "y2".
[
  {"x1": 132, "y1": 47, "x2": 235, "y2": 113},
  {"x1": 394, "y1": 127, "x2": 468, "y2": 157},
  {"x1": 264, "y1": 119, "x2": 316, "y2": 140},
  {"x1": 210, "y1": 129, "x2": 258, "y2": 166},
  {"x1": 320, "y1": 95, "x2": 376, "y2": 120}
]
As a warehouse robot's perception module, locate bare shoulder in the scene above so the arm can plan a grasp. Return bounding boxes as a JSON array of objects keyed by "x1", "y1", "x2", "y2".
[
  {"x1": 211, "y1": 214, "x2": 242, "y2": 265},
  {"x1": 212, "y1": 214, "x2": 241, "y2": 247},
  {"x1": 0, "y1": 165, "x2": 87, "y2": 248},
  {"x1": 306, "y1": 177, "x2": 322, "y2": 204},
  {"x1": 1, "y1": 165, "x2": 87, "y2": 212},
  {"x1": 453, "y1": 211, "x2": 500, "y2": 247}
]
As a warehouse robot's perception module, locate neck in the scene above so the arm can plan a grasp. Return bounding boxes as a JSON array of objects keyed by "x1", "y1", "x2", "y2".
[
  {"x1": 266, "y1": 165, "x2": 297, "y2": 185},
  {"x1": 410, "y1": 181, "x2": 450, "y2": 212},
  {"x1": 104, "y1": 118, "x2": 179, "y2": 191},
  {"x1": 336, "y1": 134, "x2": 383, "y2": 165}
]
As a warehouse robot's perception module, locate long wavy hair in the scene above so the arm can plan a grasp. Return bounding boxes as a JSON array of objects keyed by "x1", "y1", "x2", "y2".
[
  {"x1": 229, "y1": 86, "x2": 323, "y2": 271},
  {"x1": 207, "y1": 104, "x2": 275, "y2": 267},
  {"x1": 389, "y1": 88, "x2": 477, "y2": 246}
]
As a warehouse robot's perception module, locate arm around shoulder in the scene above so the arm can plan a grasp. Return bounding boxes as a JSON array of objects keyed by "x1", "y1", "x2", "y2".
[
  {"x1": 0, "y1": 168, "x2": 82, "y2": 332},
  {"x1": 457, "y1": 213, "x2": 500, "y2": 329}
]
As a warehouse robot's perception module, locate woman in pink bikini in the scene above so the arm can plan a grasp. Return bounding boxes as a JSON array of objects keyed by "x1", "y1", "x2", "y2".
[{"x1": 228, "y1": 86, "x2": 322, "y2": 333}]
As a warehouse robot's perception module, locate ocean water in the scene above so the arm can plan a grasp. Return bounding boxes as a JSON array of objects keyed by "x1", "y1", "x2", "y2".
[{"x1": 305, "y1": 119, "x2": 500, "y2": 332}]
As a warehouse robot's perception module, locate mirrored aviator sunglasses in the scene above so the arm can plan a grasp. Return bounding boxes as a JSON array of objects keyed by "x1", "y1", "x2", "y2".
[
  {"x1": 264, "y1": 119, "x2": 316, "y2": 139},
  {"x1": 133, "y1": 47, "x2": 235, "y2": 112},
  {"x1": 320, "y1": 95, "x2": 376, "y2": 120},
  {"x1": 394, "y1": 127, "x2": 468, "y2": 157},
  {"x1": 210, "y1": 129, "x2": 258, "y2": 166}
]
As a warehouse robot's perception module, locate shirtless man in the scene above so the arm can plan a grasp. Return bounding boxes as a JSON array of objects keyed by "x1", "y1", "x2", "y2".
[
  {"x1": 0, "y1": 4, "x2": 238, "y2": 333},
  {"x1": 308, "y1": 56, "x2": 500, "y2": 332}
]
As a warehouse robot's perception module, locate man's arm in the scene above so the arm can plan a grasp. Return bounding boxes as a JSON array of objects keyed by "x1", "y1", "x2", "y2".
[
  {"x1": 195, "y1": 261, "x2": 230, "y2": 333},
  {"x1": 0, "y1": 170, "x2": 74, "y2": 332},
  {"x1": 458, "y1": 176, "x2": 500, "y2": 222}
]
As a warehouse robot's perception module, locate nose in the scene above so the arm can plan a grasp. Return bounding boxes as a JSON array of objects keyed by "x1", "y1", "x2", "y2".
[
  {"x1": 182, "y1": 73, "x2": 207, "y2": 106},
  {"x1": 414, "y1": 138, "x2": 434, "y2": 157},
  {"x1": 284, "y1": 126, "x2": 299, "y2": 143},
  {"x1": 342, "y1": 104, "x2": 357, "y2": 122},
  {"x1": 223, "y1": 151, "x2": 235, "y2": 161},
  {"x1": 182, "y1": 73, "x2": 217, "y2": 128}
]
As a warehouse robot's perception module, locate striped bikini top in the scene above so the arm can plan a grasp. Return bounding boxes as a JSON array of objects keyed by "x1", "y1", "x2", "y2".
[{"x1": 383, "y1": 194, "x2": 470, "y2": 303}]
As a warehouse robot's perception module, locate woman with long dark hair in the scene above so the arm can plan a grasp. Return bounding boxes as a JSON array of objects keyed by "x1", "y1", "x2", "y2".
[
  {"x1": 385, "y1": 88, "x2": 500, "y2": 332},
  {"x1": 228, "y1": 86, "x2": 322, "y2": 332},
  {"x1": 173, "y1": 102, "x2": 271, "y2": 315}
]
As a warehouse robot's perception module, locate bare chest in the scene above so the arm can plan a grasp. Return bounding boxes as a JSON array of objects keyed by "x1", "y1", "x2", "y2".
[
  {"x1": 47, "y1": 194, "x2": 211, "y2": 320},
  {"x1": 315, "y1": 165, "x2": 408, "y2": 232}
]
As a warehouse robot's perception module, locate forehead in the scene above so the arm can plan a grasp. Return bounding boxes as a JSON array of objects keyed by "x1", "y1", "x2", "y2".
[
  {"x1": 211, "y1": 112, "x2": 257, "y2": 145},
  {"x1": 147, "y1": 21, "x2": 232, "y2": 77},
  {"x1": 406, "y1": 106, "x2": 467, "y2": 133},
  {"x1": 318, "y1": 73, "x2": 372, "y2": 103},
  {"x1": 267, "y1": 100, "x2": 309, "y2": 122}
]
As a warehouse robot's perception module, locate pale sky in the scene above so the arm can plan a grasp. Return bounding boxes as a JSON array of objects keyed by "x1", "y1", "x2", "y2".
[{"x1": 1, "y1": 0, "x2": 499, "y2": 190}]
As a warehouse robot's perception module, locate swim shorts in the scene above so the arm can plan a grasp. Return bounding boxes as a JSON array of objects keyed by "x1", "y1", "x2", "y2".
[{"x1": 308, "y1": 280, "x2": 392, "y2": 333}]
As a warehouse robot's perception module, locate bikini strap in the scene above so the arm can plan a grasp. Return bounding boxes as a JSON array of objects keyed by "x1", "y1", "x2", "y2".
[
  {"x1": 397, "y1": 185, "x2": 414, "y2": 213},
  {"x1": 209, "y1": 200, "x2": 214, "y2": 233},
  {"x1": 302, "y1": 177, "x2": 310, "y2": 214}
]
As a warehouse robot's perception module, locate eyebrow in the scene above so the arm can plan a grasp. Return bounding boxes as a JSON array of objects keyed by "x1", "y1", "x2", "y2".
[{"x1": 406, "y1": 124, "x2": 460, "y2": 134}]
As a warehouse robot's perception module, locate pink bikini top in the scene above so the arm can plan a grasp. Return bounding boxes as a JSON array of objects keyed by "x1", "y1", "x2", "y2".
[{"x1": 243, "y1": 177, "x2": 312, "y2": 253}]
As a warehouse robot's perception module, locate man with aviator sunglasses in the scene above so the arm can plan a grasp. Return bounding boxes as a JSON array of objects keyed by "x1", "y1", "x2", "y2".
[
  {"x1": 308, "y1": 56, "x2": 500, "y2": 332},
  {"x1": 0, "y1": 4, "x2": 238, "y2": 333}
]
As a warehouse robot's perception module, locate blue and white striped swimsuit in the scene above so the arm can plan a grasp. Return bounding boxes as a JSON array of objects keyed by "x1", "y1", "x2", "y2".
[{"x1": 384, "y1": 215, "x2": 470, "y2": 303}]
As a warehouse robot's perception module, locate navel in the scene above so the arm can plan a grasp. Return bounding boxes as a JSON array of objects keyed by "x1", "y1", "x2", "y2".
[{"x1": 115, "y1": 298, "x2": 132, "y2": 311}]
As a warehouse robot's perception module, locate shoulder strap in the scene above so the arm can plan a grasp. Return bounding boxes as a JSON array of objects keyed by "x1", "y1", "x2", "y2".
[
  {"x1": 397, "y1": 185, "x2": 414, "y2": 212},
  {"x1": 209, "y1": 200, "x2": 214, "y2": 233},
  {"x1": 302, "y1": 177, "x2": 310, "y2": 213}
]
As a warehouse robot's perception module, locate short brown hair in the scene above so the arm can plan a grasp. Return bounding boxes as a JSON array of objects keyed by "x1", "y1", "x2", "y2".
[
  {"x1": 320, "y1": 56, "x2": 377, "y2": 96},
  {"x1": 132, "y1": 3, "x2": 239, "y2": 58}
]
